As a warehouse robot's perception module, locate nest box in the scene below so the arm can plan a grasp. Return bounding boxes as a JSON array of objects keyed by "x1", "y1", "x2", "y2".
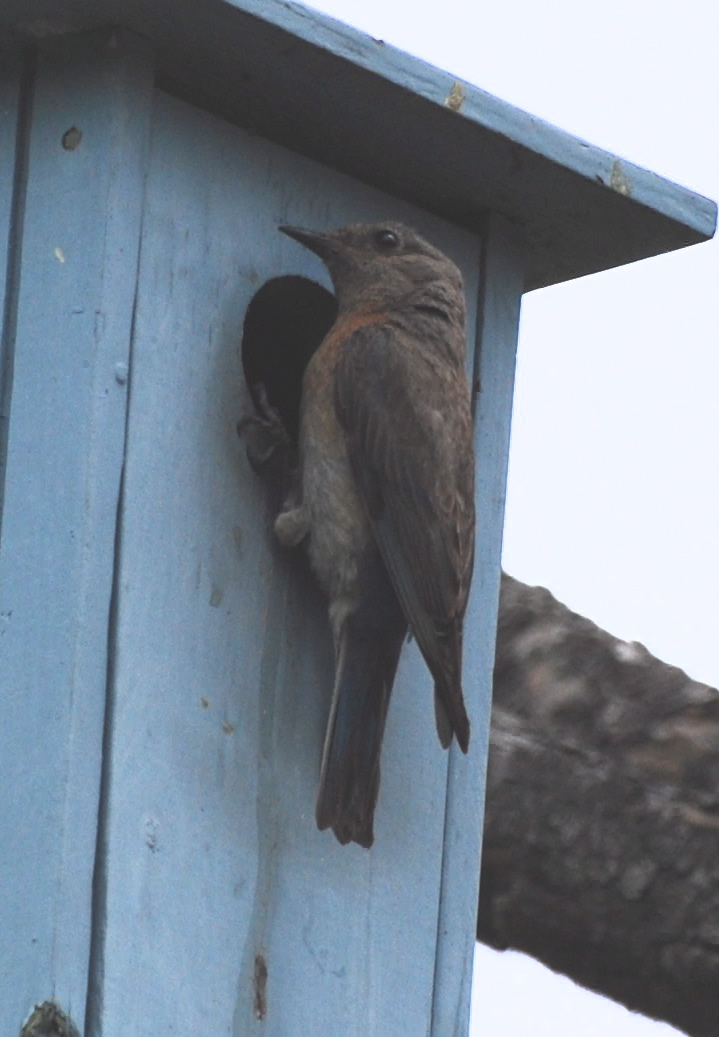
[{"x1": 0, "y1": 2, "x2": 715, "y2": 1034}]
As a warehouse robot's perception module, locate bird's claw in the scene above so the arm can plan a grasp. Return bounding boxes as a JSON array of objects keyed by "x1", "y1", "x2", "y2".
[{"x1": 237, "y1": 384, "x2": 290, "y2": 471}]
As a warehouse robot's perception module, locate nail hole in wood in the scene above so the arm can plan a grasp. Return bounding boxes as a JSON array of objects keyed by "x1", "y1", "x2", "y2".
[{"x1": 61, "y1": 127, "x2": 82, "y2": 151}]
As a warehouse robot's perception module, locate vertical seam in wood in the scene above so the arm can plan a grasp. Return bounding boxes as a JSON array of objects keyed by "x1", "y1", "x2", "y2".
[
  {"x1": 84, "y1": 221, "x2": 146, "y2": 1037},
  {"x1": 84, "y1": 43, "x2": 154, "y2": 1032},
  {"x1": 0, "y1": 45, "x2": 36, "y2": 542},
  {"x1": 83, "y1": 454, "x2": 124, "y2": 1037}
]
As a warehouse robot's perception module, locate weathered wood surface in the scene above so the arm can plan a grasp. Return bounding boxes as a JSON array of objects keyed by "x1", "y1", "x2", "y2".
[
  {"x1": 88, "y1": 88, "x2": 511, "y2": 1035},
  {"x1": 0, "y1": 31, "x2": 517, "y2": 1034},
  {"x1": 479, "y1": 573, "x2": 719, "y2": 1037},
  {"x1": 0, "y1": 32, "x2": 153, "y2": 1035},
  {"x1": 2, "y1": 0, "x2": 715, "y2": 290}
]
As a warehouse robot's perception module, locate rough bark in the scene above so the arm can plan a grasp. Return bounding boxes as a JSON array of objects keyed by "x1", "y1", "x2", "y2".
[{"x1": 478, "y1": 573, "x2": 719, "y2": 1037}]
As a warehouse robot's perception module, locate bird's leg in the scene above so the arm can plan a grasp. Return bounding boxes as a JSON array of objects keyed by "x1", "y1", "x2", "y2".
[
  {"x1": 239, "y1": 383, "x2": 308, "y2": 541},
  {"x1": 237, "y1": 383, "x2": 290, "y2": 471}
]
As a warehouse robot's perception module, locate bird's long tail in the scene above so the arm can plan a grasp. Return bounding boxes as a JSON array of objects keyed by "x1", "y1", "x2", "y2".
[{"x1": 316, "y1": 605, "x2": 406, "y2": 849}]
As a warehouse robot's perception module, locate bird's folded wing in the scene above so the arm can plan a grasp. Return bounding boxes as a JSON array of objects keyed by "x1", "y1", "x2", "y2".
[{"x1": 334, "y1": 322, "x2": 475, "y2": 671}]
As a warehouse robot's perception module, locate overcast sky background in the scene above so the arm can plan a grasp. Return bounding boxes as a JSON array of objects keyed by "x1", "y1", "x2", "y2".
[{"x1": 303, "y1": 0, "x2": 717, "y2": 1033}]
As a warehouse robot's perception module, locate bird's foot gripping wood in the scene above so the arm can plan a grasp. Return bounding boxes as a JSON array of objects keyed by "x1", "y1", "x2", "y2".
[
  {"x1": 274, "y1": 503, "x2": 310, "y2": 547},
  {"x1": 237, "y1": 382, "x2": 290, "y2": 471}
]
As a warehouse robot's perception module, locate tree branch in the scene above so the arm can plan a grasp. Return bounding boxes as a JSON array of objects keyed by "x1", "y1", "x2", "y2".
[{"x1": 478, "y1": 574, "x2": 719, "y2": 1036}]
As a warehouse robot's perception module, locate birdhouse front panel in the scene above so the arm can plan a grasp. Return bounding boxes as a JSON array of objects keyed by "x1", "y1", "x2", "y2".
[
  {"x1": 94, "y1": 86, "x2": 500, "y2": 1035},
  {"x1": 0, "y1": 30, "x2": 521, "y2": 1035}
]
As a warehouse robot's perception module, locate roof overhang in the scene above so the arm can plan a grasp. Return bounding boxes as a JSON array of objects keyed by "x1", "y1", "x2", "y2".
[{"x1": 2, "y1": 0, "x2": 715, "y2": 290}]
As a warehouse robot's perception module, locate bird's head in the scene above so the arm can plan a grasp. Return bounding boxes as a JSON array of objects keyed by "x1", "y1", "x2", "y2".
[{"x1": 279, "y1": 221, "x2": 464, "y2": 318}]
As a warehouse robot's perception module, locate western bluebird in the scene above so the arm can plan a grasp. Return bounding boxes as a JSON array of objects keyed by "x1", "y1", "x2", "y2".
[{"x1": 264, "y1": 221, "x2": 474, "y2": 848}]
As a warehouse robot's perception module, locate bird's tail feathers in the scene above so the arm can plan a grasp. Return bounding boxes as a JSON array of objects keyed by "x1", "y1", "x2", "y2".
[
  {"x1": 316, "y1": 616, "x2": 404, "y2": 848},
  {"x1": 429, "y1": 626, "x2": 470, "y2": 753}
]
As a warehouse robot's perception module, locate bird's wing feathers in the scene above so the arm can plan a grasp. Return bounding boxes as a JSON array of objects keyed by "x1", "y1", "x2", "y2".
[{"x1": 334, "y1": 322, "x2": 474, "y2": 746}]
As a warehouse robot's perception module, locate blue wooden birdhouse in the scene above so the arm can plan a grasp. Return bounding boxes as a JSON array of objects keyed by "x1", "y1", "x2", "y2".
[{"x1": 1, "y1": 2, "x2": 715, "y2": 1034}]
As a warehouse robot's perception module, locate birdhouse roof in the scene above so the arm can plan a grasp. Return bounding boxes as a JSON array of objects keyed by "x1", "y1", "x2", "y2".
[{"x1": 5, "y1": 0, "x2": 715, "y2": 289}]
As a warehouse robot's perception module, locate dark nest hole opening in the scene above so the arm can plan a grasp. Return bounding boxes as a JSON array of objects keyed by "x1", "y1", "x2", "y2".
[{"x1": 241, "y1": 275, "x2": 337, "y2": 447}]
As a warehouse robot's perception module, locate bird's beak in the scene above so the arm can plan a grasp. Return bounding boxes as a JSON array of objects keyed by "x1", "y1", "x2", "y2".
[{"x1": 279, "y1": 225, "x2": 334, "y2": 260}]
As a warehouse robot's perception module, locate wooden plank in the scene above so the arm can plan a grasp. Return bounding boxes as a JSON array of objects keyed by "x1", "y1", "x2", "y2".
[
  {"x1": 431, "y1": 214, "x2": 525, "y2": 1035},
  {"x1": 0, "y1": 0, "x2": 715, "y2": 289},
  {"x1": 0, "y1": 31, "x2": 154, "y2": 1033},
  {"x1": 93, "y1": 89, "x2": 490, "y2": 1035}
]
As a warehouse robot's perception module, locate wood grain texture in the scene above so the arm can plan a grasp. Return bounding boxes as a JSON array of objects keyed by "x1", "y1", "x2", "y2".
[
  {"x1": 431, "y1": 215, "x2": 525, "y2": 1036},
  {"x1": 0, "y1": 0, "x2": 714, "y2": 290},
  {"x1": 87, "y1": 89, "x2": 498, "y2": 1035},
  {"x1": 0, "y1": 31, "x2": 153, "y2": 1033}
]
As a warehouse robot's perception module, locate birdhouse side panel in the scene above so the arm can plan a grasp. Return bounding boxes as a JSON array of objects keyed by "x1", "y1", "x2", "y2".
[
  {"x1": 431, "y1": 214, "x2": 525, "y2": 1035},
  {"x1": 94, "y1": 88, "x2": 488, "y2": 1035}
]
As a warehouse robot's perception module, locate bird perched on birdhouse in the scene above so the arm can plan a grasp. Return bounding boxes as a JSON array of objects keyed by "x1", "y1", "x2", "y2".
[{"x1": 244, "y1": 221, "x2": 475, "y2": 848}]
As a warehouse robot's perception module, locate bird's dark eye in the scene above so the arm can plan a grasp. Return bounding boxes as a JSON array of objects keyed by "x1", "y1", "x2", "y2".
[{"x1": 374, "y1": 229, "x2": 400, "y2": 251}]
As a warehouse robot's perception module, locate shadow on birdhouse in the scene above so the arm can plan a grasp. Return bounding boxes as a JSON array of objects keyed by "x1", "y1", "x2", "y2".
[{"x1": 239, "y1": 275, "x2": 337, "y2": 502}]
